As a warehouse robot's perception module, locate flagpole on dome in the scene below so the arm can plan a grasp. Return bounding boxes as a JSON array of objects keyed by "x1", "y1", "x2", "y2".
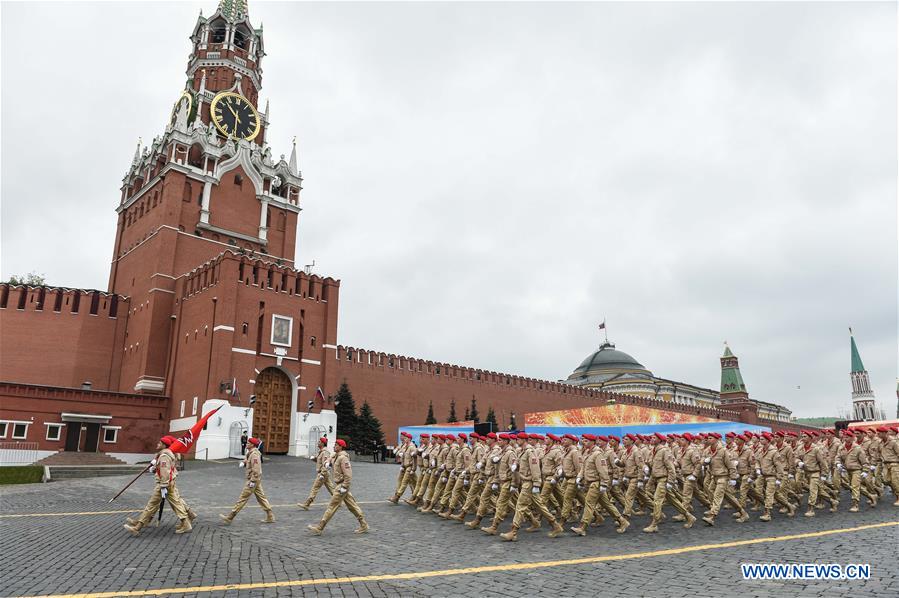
[{"x1": 599, "y1": 318, "x2": 608, "y2": 345}]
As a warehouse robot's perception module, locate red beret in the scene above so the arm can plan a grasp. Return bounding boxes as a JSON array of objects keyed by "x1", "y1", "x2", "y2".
[
  {"x1": 788, "y1": 432, "x2": 798, "y2": 438},
  {"x1": 760, "y1": 432, "x2": 772, "y2": 440},
  {"x1": 681, "y1": 433, "x2": 693, "y2": 441},
  {"x1": 529, "y1": 433, "x2": 543, "y2": 440},
  {"x1": 547, "y1": 433, "x2": 560, "y2": 442},
  {"x1": 319, "y1": 437, "x2": 329, "y2": 445},
  {"x1": 891, "y1": 426, "x2": 899, "y2": 432},
  {"x1": 248, "y1": 437, "x2": 261, "y2": 446},
  {"x1": 625, "y1": 433, "x2": 637, "y2": 441},
  {"x1": 516, "y1": 432, "x2": 528, "y2": 439},
  {"x1": 160, "y1": 435, "x2": 177, "y2": 446},
  {"x1": 608, "y1": 435, "x2": 620, "y2": 442},
  {"x1": 564, "y1": 434, "x2": 578, "y2": 441},
  {"x1": 596, "y1": 435, "x2": 608, "y2": 442},
  {"x1": 853, "y1": 429, "x2": 865, "y2": 435},
  {"x1": 877, "y1": 426, "x2": 889, "y2": 433},
  {"x1": 775, "y1": 431, "x2": 785, "y2": 437},
  {"x1": 458, "y1": 433, "x2": 467, "y2": 440},
  {"x1": 498, "y1": 433, "x2": 508, "y2": 440},
  {"x1": 653, "y1": 432, "x2": 666, "y2": 441},
  {"x1": 484, "y1": 432, "x2": 496, "y2": 439},
  {"x1": 725, "y1": 432, "x2": 735, "y2": 438},
  {"x1": 401, "y1": 432, "x2": 412, "y2": 438},
  {"x1": 335, "y1": 439, "x2": 347, "y2": 448},
  {"x1": 420, "y1": 433, "x2": 430, "y2": 438},
  {"x1": 582, "y1": 433, "x2": 596, "y2": 441},
  {"x1": 445, "y1": 434, "x2": 456, "y2": 441},
  {"x1": 714, "y1": 433, "x2": 723, "y2": 439}
]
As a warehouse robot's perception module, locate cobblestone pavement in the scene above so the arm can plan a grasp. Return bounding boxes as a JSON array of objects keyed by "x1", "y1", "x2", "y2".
[{"x1": 2, "y1": 457, "x2": 897, "y2": 597}]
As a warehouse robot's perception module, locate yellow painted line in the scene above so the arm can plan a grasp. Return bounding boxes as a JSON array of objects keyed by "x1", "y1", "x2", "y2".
[
  {"x1": 21, "y1": 520, "x2": 899, "y2": 598},
  {"x1": 0, "y1": 501, "x2": 388, "y2": 519}
]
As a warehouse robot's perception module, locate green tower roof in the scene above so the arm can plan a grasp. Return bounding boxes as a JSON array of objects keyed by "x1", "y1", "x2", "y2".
[
  {"x1": 850, "y1": 332, "x2": 865, "y2": 373},
  {"x1": 720, "y1": 344, "x2": 747, "y2": 394}
]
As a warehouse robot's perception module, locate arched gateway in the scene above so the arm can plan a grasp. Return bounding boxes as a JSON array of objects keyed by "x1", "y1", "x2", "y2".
[{"x1": 252, "y1": 368, "x2": 293, "y2": 454}]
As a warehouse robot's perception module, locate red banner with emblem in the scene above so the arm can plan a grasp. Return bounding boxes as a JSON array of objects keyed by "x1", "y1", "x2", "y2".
[{"x1": 169, "y1": 405, "x2": 223, "y2": 454}]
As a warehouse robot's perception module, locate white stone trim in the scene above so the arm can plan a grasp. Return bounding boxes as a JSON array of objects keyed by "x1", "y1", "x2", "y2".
[
  {"x1": 298, "y1": 385, "x2": 307, "y2": 390},
  {"x1": 232, "y1": 347, "x2": 256, "y2": 355},
  {"x1": 149, "y1": 288, "x2": 175, "y2": 294},
  {"x1": 214, "y1": 325, "x2": 235, "y2": 332},
  {"x1": 301, "y1": 358, "x2": 321, "y2": 366},
  {"x1": 322, "y1": 344, "x2": 337, "y2": 349},
  {"x1": 44, "y1": 423, "x2": 65, "y2": 441},
  {"x1": 134, "y1": 377, "x2": 165, "y2": 392},
  {"x1": 270, "y1": 314, "x2": 293, "y2": 347},
  {"x1": 60, "y1": 413, "x2": 112, "y2": 424},
  {"x1": 260, "y1": 352, "x2": 297, "y2": 361}
]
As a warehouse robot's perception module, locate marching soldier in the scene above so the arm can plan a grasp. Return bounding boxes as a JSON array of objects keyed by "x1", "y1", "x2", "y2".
[
  {"x1": 419, "y1": 434, "x2": 448, "y2": 512},
  {"x1": 795, "y1": 429, "x2": 837, "y2": 516},
  {"x1": 220, "y1": 437, "x2": 275, "y2": 524},
  {"x1": 440, "y1": 433, "x2": 472, "y2": 517},
  {"x1": 539, "y1": 434, "x2": 565, "y2": 515},
  {"x1": 877, "y1": 426, "x2": 899, "y2": 505},
  {"x1": 675, "y1": 433, "x2": 706, "y2": 520},
  {"x1": 480, "y1": 433, "x2": 517, "y2": 535},
  {"x1": 388, "y1": 432, "x2": 416, "y2": 504},
  {"x1": 307, "y1": 439, "x2": 369, "y2": 535},
  {"x1": 451, "y1": 433, "x2": 487, "y2": 522},
  {"x1": 406, "y1": 433, "x2": 432, "y2": 505},
  {"x1": 644, "y1": 433, "x2": 694, "y2": 532},
  {"x1": 701, "y1": 433, "x2": 748, "y2": 525},
  {"x1": 500, "y1": 433, "x2": 565, "y2": 540},
  {"x1": 432, "y1": 433, "x2": 461, "y2": 514},
  {"x1": 756, "y1": 432, "x2": 794, "y2": 520},
  {"x1": 299, "y1": 437, "x2": 335, "y2": 510},
  {"x1": 124, "y1": 435, "x2": 192, "y2": 536},
  {"x1": 559, "y1": 434, "x2": 584, "y2": 523},
  {"x1": 836, "y1": 431, "x2": 877, "y2": 511},
  {"x1": 621, "y1": 434, "x2": 649, "y2": 516},
  {"x1": 465, "y1": 432, "x2": 502, "y2": 529},
  {"x1": 571, "y1": 434, "x2": 629, "y2": 536}
]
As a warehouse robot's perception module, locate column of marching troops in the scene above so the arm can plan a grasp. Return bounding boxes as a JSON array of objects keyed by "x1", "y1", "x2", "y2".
[
  {"x1": 123, "y1": 435, "x2": 369, "y2": 536},
  {"x1": 387, "y1": 425, "x2": 899, "y2": 541}
]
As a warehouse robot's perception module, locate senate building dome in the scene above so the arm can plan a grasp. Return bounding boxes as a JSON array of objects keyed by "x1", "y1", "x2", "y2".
[{"x1": 567, "y1": 341, "x2": 654, "y2": 384}]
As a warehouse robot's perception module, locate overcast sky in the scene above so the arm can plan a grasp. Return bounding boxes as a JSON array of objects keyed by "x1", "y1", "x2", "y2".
[{"x1": 2, "y1": 1, "x2": 896, "y2": 418}]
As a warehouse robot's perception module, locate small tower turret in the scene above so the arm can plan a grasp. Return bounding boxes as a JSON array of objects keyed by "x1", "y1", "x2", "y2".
[{"x1": 849, "y1": 328, "x2": 876, "y2": 421}]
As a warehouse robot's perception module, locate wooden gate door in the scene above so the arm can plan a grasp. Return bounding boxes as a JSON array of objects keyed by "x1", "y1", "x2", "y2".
[{"x1": 253, "y1": 368, "x2": 292, "y2": 453}]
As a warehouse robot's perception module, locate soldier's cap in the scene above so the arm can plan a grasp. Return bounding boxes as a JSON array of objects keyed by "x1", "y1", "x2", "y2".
[
  {"x1": 876, "y1": 426, "x2": 890, "y2": 433},
  {"x1": 486, "y1": 432, "x2": 497, "y2": 439},
  {"x1": 457, "y1": 433, "x2": 467, "y2": 440},
  {"x1": 788, "y1": 431, "x2": 799, "y2": 438},
  {"x1": 842, "y1": 431, "x2": 855, "y2": 439},
  {"x1": 248, "y1": 437, "x2": 261, "y2": 446},
  {"x1": 625, "y1": 433, "x2": 637, "y2": 441},
  {"x1": 160, "y1": 435, "x2": 177, "y2": 446},
  {"x1": 335, "y1": 439, "x2": 347, "y2": 448},
  {"x1": 742, "y1": 433, "x2": 754, "y2": 441},
  {"x1": 725, "y1": 432, "x2": 735, "y2": 438},
  {"x1": 470, "y1": 433, "x2": 479, "y2": 440},
  {"x1": 669, "y1": 433, "x2": 681, "y2": 441},
  {"x1": 529, "y1": 433, "x2": 543, "y2": 440},
  {"x1": 891, "y1": 426, "x2": 899, "y2": 433},
  {"x1": 853, "y1": 429, "x2": 865, "y2": 435},
  {"x1": 319, "y1": 437, "x2": 329, "y2": 444},
  {"x1": 653, "y1": 432, "x2": 666, "y2": 441},
  {"x1": 761, "y1": 432, "x2": 773, "y2": 440},
  {"x1": 734, "y1": 433, "x2": 746, "y2": 441},
  {"x1": 565, "y1": 433, "x2": 579, "y2": 442},
  {"x1": 517, "y1": 431, "x2": 529, "y2": 440},
  {"x1": 547, "y1": 433, "x2": 561, "y2": 442},
  {"x1": 498, "y1": 433, "x2": 508, "y2": 440},
  {"x1": 401, "y1": 432, "x2": 412, "y2": 439},
  {"x1": 681, "y1": 432, "x2": 693, "y2": 441},
  {"x1": 581, "y1": 433, "x2": 596, "y2": 441},
  {"x1": 596, "y1": 435, "x2": 608, "y2": 442},
  {"x1": 445, "y1": 434, "x2": 456, "y2": 441},
  {"x1": 775, "y1": 431, "x2": 786, "y2": 438},
  {"x1": 608, "y1": 435, "x2": 620, "y2": 443},
  {"x1": 435, "y1": 434, "x2": 445, "y2": 440}
]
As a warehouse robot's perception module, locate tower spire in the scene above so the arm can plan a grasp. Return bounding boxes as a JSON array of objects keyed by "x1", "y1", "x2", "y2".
[
  {"x1": 218, "y1": 0, "x2": 248, "y2": 22},
  {"x1": 848, "y1": 327, "x2": 876, "y2": 421},
  {"x1": 289, "y1": 136, "x2": 298, "y2": 175},
  {"x1": 719, "y1": 342, "x2": 747, "y2": 401}
]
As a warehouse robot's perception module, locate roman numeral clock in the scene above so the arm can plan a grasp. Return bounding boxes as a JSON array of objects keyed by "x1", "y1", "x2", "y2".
[{"x1": 210, "y1": 91, "x2": 261, "y2": 141}]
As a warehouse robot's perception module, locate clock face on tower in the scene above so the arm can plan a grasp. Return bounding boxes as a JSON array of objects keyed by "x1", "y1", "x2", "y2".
[{"x1": 210, "y1": 92, "x2": 261, "y2": 141}]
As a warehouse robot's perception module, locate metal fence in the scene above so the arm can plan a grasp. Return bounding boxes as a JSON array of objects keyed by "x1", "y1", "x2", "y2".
[{"x1": 0, "y1": 441, "x2": 40, "y2": 466}]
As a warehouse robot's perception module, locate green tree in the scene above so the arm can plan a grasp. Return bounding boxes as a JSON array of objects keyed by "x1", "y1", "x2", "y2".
[
  {"x1": 333, "y1": 382, "x2": 358, "y2": 443},
  {"x1": 486, "y1": 406, "x2": 497, "y2": 430},
  {"x1": 447, "y1": 399, "x2": 458, "y2": 423},
  {"x1": 469, "y1": 397, "x2": 479, "y2": 423},
  {"x1": 356, "y1": 401, "x2": 385, "y2": 453},
  {"x1": 7, "y1": 271, "x2": 46, "y2": 286},
  {"x1": 425, "y1": 401, "x2": 437, "y2": 425},
  {"x1": 464, "y1": 407, "x2": 470, "y2": 421}
]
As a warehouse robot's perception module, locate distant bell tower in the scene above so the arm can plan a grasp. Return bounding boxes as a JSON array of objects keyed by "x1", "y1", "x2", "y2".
[
  {"x1": 719, "y1": 343, "x2": 749, "y2": 402},
  {"x1": 849, "y1": 328, "x2": 876, "y2": 421}
]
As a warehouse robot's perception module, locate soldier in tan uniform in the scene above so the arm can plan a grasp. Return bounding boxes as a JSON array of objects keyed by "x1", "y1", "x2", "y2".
[
  {"x1": 620, "y1": 434, "x2": 649, "y2": 516},
  {"x1": 406, "y1": 434, "x2": 432, "y2": 505},
  {"x1": 432, "y1": 434, "x2": 461, "y2": 514},
  {"x1": 440, "y1": 434, "x2": 472, "y2": 517},
  {"x1": 795, "y1": 430, "x2": 837, "y2": 516},
  {"x1": 481, "y1": 433, "x2": 517, "y2": 535},
  {"x1": 757, "y1": 432, "x2": 794, "y2": 520},
  {"x1": 220, "y1": 437, "x2": 275, "y2": 524},
  {"x1": 644, "y1": 433, "x2": 694, "y2": 532},
  {"x1": 421, "y1": 435, "x2": 450, "y2": 512},
  {"x1": 465, "y1": 432, "x2": 501, "y2": 529},
  {"x1": 307, "y1": 439, "x2": 368, "y2": 535},
  {"x1": 451, "y1": 433, "x2": 486, "y2": 521},
  {"x1": 571, "y1": 434, "x2": 629, "y2": 536},
  {"x1": 559, "y1": 434, "x2": 584, "y2": 522},
  {"x1": 299, "y1": 437, "x2": 335, "y2": 510},
  {"x1": 701, "y1": 433, "x2": 748, "y2": 525},
  {"x1": 836, "y1": 431, "x2": 877, "y2": 511},
  {"x1": 388, "y1": 432, "x2": 417, "y2": 504},
  {"x1": 500, "y1": 434, "x2": 565, "y2": 540},
  {"x1": 876, "y1": 426, "x2": 899, "y2": 505},
  {"x1": 125, "y1": 435, "x2": 192, "y2": 536},
  {"x1": 539, "y1": 434, "x2": 565, "y2": 515},
  {"x1": 675, "y1": 434, "x2": 706, "y2": 520}
]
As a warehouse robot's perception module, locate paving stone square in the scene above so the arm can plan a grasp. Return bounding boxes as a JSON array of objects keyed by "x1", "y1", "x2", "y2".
[{"x1": 1, "y1": 457, "x2": 897, "y2": 597}]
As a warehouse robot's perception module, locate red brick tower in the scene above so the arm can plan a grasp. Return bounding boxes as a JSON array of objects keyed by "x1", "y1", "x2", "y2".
[{"x1": 108, "y1": 0, "x2": 339, "y2": 454}]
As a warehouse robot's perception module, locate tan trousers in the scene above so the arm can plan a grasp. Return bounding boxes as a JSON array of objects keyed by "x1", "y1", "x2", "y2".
[
  {"x1": 682, "y1": 477, "x2": 709, "y2": 511},
  {"x1": 413, "y1": 470, "x2": 432, "y2": 499},
  {"x1": 884, "y1": 463, "x2": 899, "y2": 497},
  {"x1": 623, "y1": 478, "x2": 651, "y2": 514},
  {"x1": 652, "y1": 478, "x2": 689, "y2": 523},
  {"x1": 136, "y1": 482, "x2": 189, "y2": 525},
  {"x1": 539, "y1": 477, "x2": 561, "y2": 512},
  {"x1": 230, "y1": 480, "x2": 272, "y2": 515},
  {"x1": 581, "y1": 481, "x2": 623, "y2": 525},
  {"x1": 490, "y1": 480, "x2": 513, "y2": 524},
  {"x1": 461, "y1": 474, "x2": 484, "y2": 513},
  {"x1": 763, "y1": 477, "x2": 793, "y2": 510},
  {"x1": 475, "y1": 478, "x2": 499, "y2": 518},
  {"x1": 304, "y1": 472, "x2": 335, "y2": 505},
  {"x1": 447, "y1": 475, "x2": 469, "y2": 511},
  {"x1": 511, "y1": 480, "x2": 556, "y2": 528},
  {"x1": 708, "y1": 476, "x2": 743, "y2": 516},
  {"x1": 847, "y1": 470, "x2": 876, "y2": 504},
  {"x1": 395, "y1": 468, "x2": 417, "y2": 499},
  {"x1": 319, "y1": 489, "x2": 365, "y2": 528},
  {"x1": 560, "y1": 479, "x2": 580, "y2": 521}
]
